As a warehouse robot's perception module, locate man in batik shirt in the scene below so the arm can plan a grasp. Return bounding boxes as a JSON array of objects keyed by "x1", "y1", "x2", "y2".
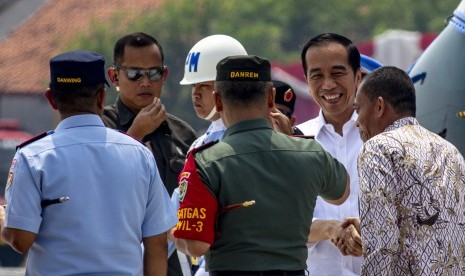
[{"x1": 351, "y1": 66, "x2": 465, "y2": 275}]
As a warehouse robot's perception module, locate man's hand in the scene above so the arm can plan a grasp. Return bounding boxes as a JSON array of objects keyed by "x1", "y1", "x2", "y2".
[
  {"x1": 341, "y1": 217, "x2": 360, "y2": 232},
  {"x1": 167, "y1": 227, "x2": 176, "y2": 243},
  {"x1": 269, "y1": 107, "x2": 293, "y2": 135},
  {"x1": 127, "y1": 97, "x2": 167, "y2": 140},
  {"x1": 333, "y1": 217, "x2": 362, "y2": 257}
]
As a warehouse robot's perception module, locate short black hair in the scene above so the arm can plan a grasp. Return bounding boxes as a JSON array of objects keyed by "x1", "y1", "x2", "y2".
[
  {"x1": 215, "y1": 81, "x2": 273, "y2": 107},
  {"x1": 113, "y1": 32, "x2": 164, "y2": 64},
  {"x1": 361, "y1": 66, "x2": 416, "y2": 117},
  {"x1": 301, "y1": 33, "x2": 360, "y2": 77},
  {"x1": 49, "y1": 83, "x2": 105, "y2": 113}
]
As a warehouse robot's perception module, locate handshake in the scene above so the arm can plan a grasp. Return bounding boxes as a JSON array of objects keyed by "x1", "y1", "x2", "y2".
[{"x1": 331, "y1": 217, "x2": 362, "y2": 257}]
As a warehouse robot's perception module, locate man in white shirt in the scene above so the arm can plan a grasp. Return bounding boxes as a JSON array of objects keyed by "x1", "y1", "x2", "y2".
[{"x1": 297, "y1": 33, "x2": 363, "y2": 275}]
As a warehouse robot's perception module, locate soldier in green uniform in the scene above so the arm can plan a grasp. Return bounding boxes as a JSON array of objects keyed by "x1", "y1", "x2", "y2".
[{"x1": 174, "y1": 55, "x2": 350, "y2": 276}]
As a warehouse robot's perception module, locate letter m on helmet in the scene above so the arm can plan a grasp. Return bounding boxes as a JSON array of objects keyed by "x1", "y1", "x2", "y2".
[{"x1": 187, "y1": 52, "x2": 201, "y2": 72}]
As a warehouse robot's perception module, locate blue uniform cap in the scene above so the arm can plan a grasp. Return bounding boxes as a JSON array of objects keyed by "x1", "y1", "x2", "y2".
[{"x1": 50, "y1": 50, "x2": 109, "y2": 89}]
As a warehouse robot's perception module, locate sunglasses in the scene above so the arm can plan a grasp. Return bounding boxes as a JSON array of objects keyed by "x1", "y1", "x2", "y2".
[{"x1": 114, "y1": 63, "x2": 165, "y2": 82}]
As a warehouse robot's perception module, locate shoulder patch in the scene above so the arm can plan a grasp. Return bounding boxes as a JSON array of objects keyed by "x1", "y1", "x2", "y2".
[
  {"x1": 292, "y1": 135, "x2": 315, "y2": 139},
  {"x1": 292, "y1": 126, "x2": 304, "y2": 136},
  {"x1": 5, "y1": 158, "x2": 17, "y2": 191},
  {"x1": 16, "y1": 130, "x2": 54, "y2": 150},
  {"x1": 191, "y1": 140, "x2": 218, "y2": 154}
]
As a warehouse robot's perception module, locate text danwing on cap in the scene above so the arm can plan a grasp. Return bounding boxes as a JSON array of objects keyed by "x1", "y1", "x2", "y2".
[
  {"x1": 216, "y1": 55, "x2": 271, "y2": 81},
  {"x1": 50, "y1": 50, "x2": 109, "y2": 89}
]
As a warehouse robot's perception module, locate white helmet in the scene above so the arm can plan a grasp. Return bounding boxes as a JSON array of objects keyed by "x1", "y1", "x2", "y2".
[{"x1": 180, "y1": 34, "x2": 247, "y2": 85}]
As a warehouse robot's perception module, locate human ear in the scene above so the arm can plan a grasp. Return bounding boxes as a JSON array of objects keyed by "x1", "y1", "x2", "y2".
[
  {"x1": 213, "y1": 91, "x2": 223, "y2": 112},
  {"x1": 268, "y1": 87, "x2": 276, "y2": 108},
  {"x1": 108, "y1": 68, "x2": 119, "y2": 83},
  {"x1": 377, "y1": 96, "x2": 385, "y2": 118},
  {"x1": 97, "y1": 89, "x2": 106, "y2": 109},
  {"x1": 44, "y1": 89, "x2": 57, "y2": 110}
]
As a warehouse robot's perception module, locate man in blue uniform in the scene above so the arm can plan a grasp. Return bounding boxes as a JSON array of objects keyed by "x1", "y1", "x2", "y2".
[
  {"x1": 173, "y1": 55, "x2": 350, "y2": 275},
  {"x1": 0, "y1": 50, "x2": 177, "y2": 275}
]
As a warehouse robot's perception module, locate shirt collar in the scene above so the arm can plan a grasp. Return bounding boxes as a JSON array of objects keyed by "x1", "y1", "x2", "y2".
[
  {"x1": 116, "y1": 97, "x2": 136, "y2": 127},
  {"x1": 210, "y1": 118, "x2": 226, "y2": 132},
  {"x1": 384, "y1": 116, "x2": 418, "y2": 132},
  {"x1": 55, "y1": 114, "x2": 104, "y2": 132},
  {"x1": 223, "y1": 119, "x2": 271, "y2": 138},
  {"x1": 314, "y1": 110, "x2": 358, "y2": 136}
]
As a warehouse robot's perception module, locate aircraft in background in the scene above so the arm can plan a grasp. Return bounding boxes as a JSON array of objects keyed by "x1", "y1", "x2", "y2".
[{"x1": 408, "y1": 0, "x2": 465, "y2": 155}]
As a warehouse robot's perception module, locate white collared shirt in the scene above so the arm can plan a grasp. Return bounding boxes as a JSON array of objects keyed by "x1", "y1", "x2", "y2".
[
  {"x1": 189, "y1": 118, "x2": 226, "y2": 152},
  {"x1": 297, "y1": 110, "x2": 363, "y2": 276}
]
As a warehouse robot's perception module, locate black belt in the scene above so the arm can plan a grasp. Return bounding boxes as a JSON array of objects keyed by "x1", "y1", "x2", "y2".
[{"x1": 209, "y1": 270, "x2": 306, "y2": 276}]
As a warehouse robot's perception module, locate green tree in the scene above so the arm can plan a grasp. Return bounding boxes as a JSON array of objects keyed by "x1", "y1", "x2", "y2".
[{"x1": 68, "y1": 0, "x2": 460, "y2": 130}]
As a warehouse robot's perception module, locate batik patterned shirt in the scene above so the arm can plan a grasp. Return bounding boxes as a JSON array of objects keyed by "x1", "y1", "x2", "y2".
[{"x1": 358, "y1": 117, "x2": 465, "y2": 276}]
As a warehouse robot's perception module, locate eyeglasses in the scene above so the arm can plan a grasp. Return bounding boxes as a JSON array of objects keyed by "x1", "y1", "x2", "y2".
[{"x1": 114, "y1": 63, "x2": 165, "y2": 82}]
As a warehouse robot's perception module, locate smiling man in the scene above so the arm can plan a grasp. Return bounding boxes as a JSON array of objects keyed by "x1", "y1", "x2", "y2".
[{"x1": 296, "y1": 33, "x2": 363, "y2": 276}]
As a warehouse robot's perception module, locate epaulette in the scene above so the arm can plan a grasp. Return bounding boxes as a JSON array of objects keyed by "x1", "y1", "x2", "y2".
[
  {"x1": 291, "y1": 135, "x2": 315, "y2": 139},
  {"x1": 191, "y1": 140, "x2": 219, "y2": 155},
  {"x1": 16, "y1": 130, "x2": 54, "y2": 150}
]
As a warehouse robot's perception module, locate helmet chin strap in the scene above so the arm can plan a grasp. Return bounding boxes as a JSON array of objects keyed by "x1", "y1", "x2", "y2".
[{"x1": 202, "y1": 106, "x2": 218, "y2": 121}]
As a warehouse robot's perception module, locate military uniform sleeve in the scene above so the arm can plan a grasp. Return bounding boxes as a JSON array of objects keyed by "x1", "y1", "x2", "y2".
[
  {"x1": 173, "y1": 152, "x2": 218, "y2": 245},
  {"x1": 358, "y1": 139, "x2": 399, "y2": 274},
  {"x1": 318, "y1": 150, "x2": 348, "y2": 201}
]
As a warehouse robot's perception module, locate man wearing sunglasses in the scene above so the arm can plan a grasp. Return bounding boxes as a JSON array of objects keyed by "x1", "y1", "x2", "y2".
[{"x1": 102, "y1": 32, "x2": 197, "y2": 275}]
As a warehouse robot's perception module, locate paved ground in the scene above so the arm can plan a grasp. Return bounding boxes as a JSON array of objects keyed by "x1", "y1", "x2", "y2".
[{"x1": 0, "y1": 267, "x2": 25, "y2": 275}]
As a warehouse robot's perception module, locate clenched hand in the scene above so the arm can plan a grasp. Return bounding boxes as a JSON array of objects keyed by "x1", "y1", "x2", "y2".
[{"x1": 127, "y1": 97, "x2": 167, "y2": 140}]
